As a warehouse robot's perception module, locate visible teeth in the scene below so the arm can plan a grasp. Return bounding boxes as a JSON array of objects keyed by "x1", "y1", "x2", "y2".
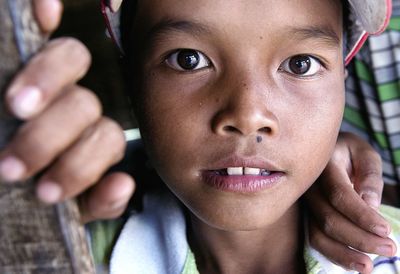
[
  {"x1": 244, "y1": 167, "x2": 260, "y2": 175},
  {"x1": 227, "y1": 167, "x2": 243, "y2": 175},
  {"x1": 225, "y1": 167, "x2": 272, "y2": 176}
]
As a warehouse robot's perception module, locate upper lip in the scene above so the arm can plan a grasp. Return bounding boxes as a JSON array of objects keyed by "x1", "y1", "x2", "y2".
[{"x1": 204, "y1": 154, "x2": 283, "y2": 172}]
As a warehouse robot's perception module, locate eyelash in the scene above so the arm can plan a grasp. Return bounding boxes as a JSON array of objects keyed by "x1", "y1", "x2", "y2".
[
  {"x1": 278, "y1": 55, "x2": 326, "y2": 78},
  {"x1": 164, "y1": 49, "x2": 211, "y2": 72}
]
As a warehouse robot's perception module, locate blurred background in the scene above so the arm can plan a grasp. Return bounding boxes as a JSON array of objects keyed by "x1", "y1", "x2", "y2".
[{"x1": 56, "y1": 0, "x2": 136, "y2": 129}]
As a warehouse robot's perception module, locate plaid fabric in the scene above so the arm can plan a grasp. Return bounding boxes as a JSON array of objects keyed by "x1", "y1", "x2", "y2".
[{"x1": 342, "y1": 0, "x2": 400, "y2": 186}]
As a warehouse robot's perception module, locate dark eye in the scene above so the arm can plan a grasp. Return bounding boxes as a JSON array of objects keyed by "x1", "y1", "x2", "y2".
[
  {"x1": 166, "y1": 49, "x2": 210, "y2": 71},
  {"x1": 280, "y1": 55, "x2": 322, "y2": 76}
]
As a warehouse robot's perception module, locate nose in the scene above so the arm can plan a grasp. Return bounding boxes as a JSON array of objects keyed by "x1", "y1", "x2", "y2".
[{"x1": 211, "y1": 77, "x2": 279, "y2": 137}]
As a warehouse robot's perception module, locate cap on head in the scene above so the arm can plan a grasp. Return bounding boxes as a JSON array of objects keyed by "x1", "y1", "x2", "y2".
[
  {"x1": 345, "y1": 0, "x2": 392, "y2": 64},
  {"x1": 101, "y1": 0, "x2": 392, "y2": 65}
]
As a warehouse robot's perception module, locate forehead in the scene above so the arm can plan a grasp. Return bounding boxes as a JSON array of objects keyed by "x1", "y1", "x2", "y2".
[{"x1": 134, "y1": 0, "x2": 343, "y2": 35}]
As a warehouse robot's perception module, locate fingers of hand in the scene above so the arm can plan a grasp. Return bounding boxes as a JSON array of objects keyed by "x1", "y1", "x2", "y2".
[
  {"x1": 33, "y1": 0, "x2": 63, "y2": 34},
  {"x1": 310, "y1": 200, "x2": 395, "y2": 256},
  {"x1": 339, "y1": 132, "x2": 384, "y2": 209},
  {"x1": 0, "y1": 86, "x2": 101, "y2": 182},
  {"x1": 320, "y1": 162, "x2": 390, "y2": 238},
  {"x1": 36, "y1": 117, "x2": 126, "y2": 203},
  {"x1": 309, "y1": 222, "x2": 374, "y2": 273},
  {"x1": 5, "y1": 38, "x2": 91, "y2": 119},
  {"x1": 305, "y1": 184, "x2": 395, "y2": 255},
  {"x1": 79, "y1": 172, "x2": 135, "y2": 224}
]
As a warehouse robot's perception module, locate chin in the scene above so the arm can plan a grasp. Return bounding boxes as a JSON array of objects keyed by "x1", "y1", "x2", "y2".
[{"x1": 190, "y1": 202, "x2": 289, "y2": 232}]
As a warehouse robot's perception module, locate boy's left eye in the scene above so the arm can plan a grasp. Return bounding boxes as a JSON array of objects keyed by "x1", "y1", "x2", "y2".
[
  {"x1": 279, "y1": 55, "x2": 323, "y2": 77},
  {"x1": 165, "y1": 49, "x2": 210, "y2": 71}
]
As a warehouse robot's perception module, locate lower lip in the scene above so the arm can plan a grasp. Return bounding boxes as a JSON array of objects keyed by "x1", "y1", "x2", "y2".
[{"x1": 201, "y1": 171, "x2": 285, "y2": 193}]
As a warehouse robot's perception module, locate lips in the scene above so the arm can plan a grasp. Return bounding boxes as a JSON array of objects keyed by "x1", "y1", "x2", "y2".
[{"x1": 201, "y1": 155, "x2": 285, "y2": 193}]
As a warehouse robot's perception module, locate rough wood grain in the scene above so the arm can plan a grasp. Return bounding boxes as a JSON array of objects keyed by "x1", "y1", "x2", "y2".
[{"x1": 0, "y1": 1, "x2": 95, "y2": 273}]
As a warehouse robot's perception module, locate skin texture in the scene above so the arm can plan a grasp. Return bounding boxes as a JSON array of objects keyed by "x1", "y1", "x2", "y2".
[
  {"x1": 131, "y1": 0, "x2": 345, "y2": 272},
  {"x1": 0, "y1": 0, "x2": 394, "y2": 272}
]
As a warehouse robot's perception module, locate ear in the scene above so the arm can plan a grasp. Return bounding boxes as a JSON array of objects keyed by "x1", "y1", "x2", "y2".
[
  {"x1": 110, "y1": 0, "x2": 123, "y2": 12},
  {"x1": 344, "y1": 68, "x2": 349, "y2": 79}
]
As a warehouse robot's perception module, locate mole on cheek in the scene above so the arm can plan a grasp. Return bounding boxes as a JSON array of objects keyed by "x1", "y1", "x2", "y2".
[{"x1": 256, "y1": 136, "x2": 262, "y2": 143}]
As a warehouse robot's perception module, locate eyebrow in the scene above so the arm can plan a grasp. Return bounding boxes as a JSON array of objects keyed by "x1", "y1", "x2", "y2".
[
  {"x1": 288, "y1": 26, "x2": 341, "y2": 47},
  {"x1": 141, "y1": 19, "x2": 341, "y2": 52},
  {"x1": 144, "y1": 18, "x2": 212, "y2": 46}
]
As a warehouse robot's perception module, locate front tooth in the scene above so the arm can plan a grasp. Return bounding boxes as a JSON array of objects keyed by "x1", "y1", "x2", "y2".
[
  {"x1": 244, "y1": 167, "x2": 260, "y2": 175},
  {"x1": 227, "y1": 167, "x2": 243, "y2": 175}
]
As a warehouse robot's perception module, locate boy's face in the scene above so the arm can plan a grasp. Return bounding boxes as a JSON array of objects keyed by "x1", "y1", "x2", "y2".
[{"x1": 132, "y1": 0, "x2": 345, "y2": 230}]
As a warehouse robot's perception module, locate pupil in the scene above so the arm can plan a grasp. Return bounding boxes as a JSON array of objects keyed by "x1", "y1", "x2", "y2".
[
  {"x1": 289, "y1": 55, "x2": 311, "y2": 74},
  {"x1": 177, "y1": 50, "x2": 200, "y2": 70}
]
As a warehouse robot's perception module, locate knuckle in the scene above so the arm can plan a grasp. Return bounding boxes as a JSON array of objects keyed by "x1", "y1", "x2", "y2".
[
  {"x1": 322, "y1": 214, "x2": 336, "y2": 235},
  {"x1": 353, "y1": 212, "x2": 371, "y2": 226},
  {"x1": 14, "y1": 124, "x2": 55, "y2": 168},
  {"x1": 353, "y1": 239, "x2": 368, "y2": 251},
  {"x1": 328, "y1": 186, "x2": 345, "y2": 208},
  {"x1": 98, "y1": 118, "x2": 126, "y2": 160},
  {"x1": 67, "y1": 87, "x2": 102, "y2": 122},
  {"x1": 367, "y1": 149, "x2": 381, "y2": 162},
  {"x1": 58, "y1": 37, "x2": 91, "y2": 61},
  {"x1": 58, "y1": 161, "x2": 95, "y2": 188},
  {"x1": 359, "y1": 166, "x2": 382, "y2": 180},
  {"x1": 51, "y1": 37, "x2": 92, "y2": 76}
]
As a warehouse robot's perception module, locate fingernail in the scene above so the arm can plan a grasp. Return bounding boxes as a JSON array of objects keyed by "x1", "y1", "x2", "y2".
[
  {"x1": 361, "y1": 192, "x2": 380, "y2": 209},
  {"x1": 372, "y1": 224, "x2": 389, "y2": 237},
  {"x1": 349, "y1": 262, "x2": 365, "y2": 272},
  {"x1": 0, "y1": 156, "x2": 26, "y2": 182},
  {"x1": 37, "y1": 181, "x2": 62, "y2": 204},
  {"x1": 376, "y1": 245, "x2": 394, "y2": 257},
  {"x1": 11, "y1": 86, "x2": 42, "y2": 119}
]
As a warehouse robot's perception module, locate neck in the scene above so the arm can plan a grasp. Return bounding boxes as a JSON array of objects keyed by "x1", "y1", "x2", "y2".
[{"x1": 188, "y1": 203, "x2": 306, "y2": 274}]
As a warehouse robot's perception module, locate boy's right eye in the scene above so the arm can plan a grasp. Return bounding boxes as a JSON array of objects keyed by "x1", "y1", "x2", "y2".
[{"x1": 165, "y1": 49, "x2": 210, "y2": 71}]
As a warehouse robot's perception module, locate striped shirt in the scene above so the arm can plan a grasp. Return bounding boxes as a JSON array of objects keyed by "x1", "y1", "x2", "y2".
[{"x1": 342, "y1": 0, "x2": 400, "y2": 188}]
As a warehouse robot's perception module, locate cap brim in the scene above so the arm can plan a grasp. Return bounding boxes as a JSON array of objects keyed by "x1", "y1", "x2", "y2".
[
  {"x1": 345, "y1": 0, "x2": 392, "y2": 64},
  {"x1": 349, "y1": 0, "x2": 391, "y2": 34}
]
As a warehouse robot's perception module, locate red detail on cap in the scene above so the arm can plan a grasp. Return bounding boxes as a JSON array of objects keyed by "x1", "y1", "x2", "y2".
[
  {"x1": 373, "y1": 0, "x2": 393, "y2": 35},
  {"x1": 101, "y1": 0, "x2": 122, "y2": 52},
  {"x1": 345, "y1": 32, "x2": 369, "y2": 66}
]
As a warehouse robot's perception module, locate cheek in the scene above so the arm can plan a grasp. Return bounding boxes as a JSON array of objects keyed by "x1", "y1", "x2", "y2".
[
  {"x1": 134, "y1": 77, "x2": 207, "y2": 181},
  {"x1": 281, "y1": 79, "x2": 345, "y2": 181}
]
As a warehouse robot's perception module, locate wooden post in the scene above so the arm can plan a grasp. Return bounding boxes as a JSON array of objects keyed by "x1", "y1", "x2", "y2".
[{"x1": 0, "y1": 0, "x2": 95, "y2": 273}]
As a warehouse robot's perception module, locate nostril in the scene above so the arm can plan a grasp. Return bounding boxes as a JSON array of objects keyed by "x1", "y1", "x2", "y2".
[
  {"x1": 259, "y1": 127, "x2": 272, "y2": 134},
  {"x1": 223, "y1": 125, "x2": 240, "y2": 133}
]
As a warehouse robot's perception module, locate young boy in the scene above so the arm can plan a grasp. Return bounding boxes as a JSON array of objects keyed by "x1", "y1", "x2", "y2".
[
  {"x1": 94, "y1": 0, "x2": 400, "y2": 273},
  {"x1": 1, "y1": 0, "x2": 393, "y2": 270}
]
